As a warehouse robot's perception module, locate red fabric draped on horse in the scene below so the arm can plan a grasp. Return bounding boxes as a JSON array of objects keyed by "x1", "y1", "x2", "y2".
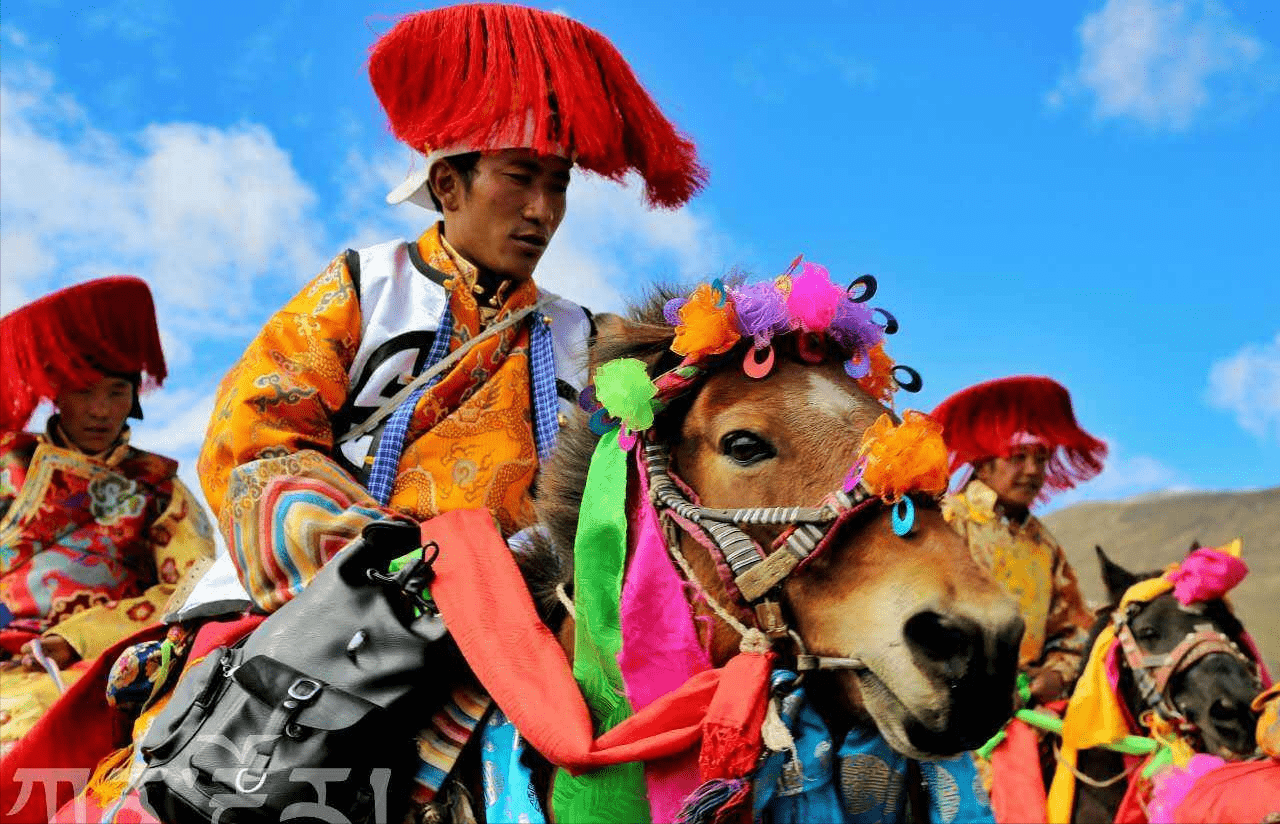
[{"x1": 19, "y1": 264, "x2": 1027, "y2": 823}]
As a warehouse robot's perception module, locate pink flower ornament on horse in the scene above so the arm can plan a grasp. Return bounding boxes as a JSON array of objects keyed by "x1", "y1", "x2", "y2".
[{"x1": 1166, "y1": 544, "x2": 1249, "y2": 606}]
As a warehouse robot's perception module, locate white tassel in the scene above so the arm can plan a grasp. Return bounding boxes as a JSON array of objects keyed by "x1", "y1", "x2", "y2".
[{"x1": 761, "y1": 697, "x2": 795, "y2": 754}]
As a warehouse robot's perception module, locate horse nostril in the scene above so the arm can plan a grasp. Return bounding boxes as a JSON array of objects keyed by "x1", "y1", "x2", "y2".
[
  {"x1": 1209, "y1": 698, "x2": 1238, "y2": 722},
  {"x1": 904, "y1": 611, "x2": 979, "y2": 675},
  {"x1": 998, "y1": 615, "x2": 1025, "y2": 662}
]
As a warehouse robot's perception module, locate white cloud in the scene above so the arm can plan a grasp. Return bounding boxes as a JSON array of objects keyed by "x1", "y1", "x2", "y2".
[
  {"x1": 129, "y1": 385, "x2": 218, "y2": 466},
  {"x1": 1049, "y1": 0, "x2": 1267, "y2": 130},
  {"x1": 0, "y1": 60, "x2": 327, "y2": 347},
  {"x1": 734, "y1": 50, "x2": 877, "y2": 104},
  {"x1": 128, "y1": 386, "x2": 221, "y2": 525},
  {"x1": 83, "y1": 0, "x2": 174, "y2": 42},
  {"x1": 1046, "y1": 437, "x2": 1187, "y2": 510},
  {"x1": 538, "y1": 171, "x2": 726, "y2": 312},
  {"x1": 1207, "y1": 332, "x2": 1280, "y2": 440},
  {"x1": 0, "y1": 51, "x2": 328, "y2": 531}
]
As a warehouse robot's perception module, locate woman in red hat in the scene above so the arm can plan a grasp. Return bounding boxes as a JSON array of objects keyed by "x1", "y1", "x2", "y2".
[
  {"x1": 0, "y1": 277, "x2": 216, "y2": 753},
  {"x1": 931, "y1": 375, "x2": 1106, "y2": 820},
  {"x1": 933, "y1": 376, "x2": 1105, "y2": 703}
]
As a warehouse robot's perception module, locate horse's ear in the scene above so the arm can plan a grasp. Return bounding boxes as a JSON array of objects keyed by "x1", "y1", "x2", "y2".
[
  {"x1": 1096, "y1": 545, "x2": 1137, "y2": 604},
  {"x1": 590, "y1": 312, "x2": 629, "y2": 345},
  {"x1": 1187, "y1": 540, "x2": 1202, "y2": 556},
  {"x1": 588, "y1": 312, "x2": 680, "y2": 375}
]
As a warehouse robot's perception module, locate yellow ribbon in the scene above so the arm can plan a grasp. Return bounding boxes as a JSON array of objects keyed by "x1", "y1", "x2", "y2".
[{"x1": 1046, "y1": 577, "x2": 1172, "y2": 822}]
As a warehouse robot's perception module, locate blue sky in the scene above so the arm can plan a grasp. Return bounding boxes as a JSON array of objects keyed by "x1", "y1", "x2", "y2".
[{"x1": 2, "y1": 0, "x2": 1277, "y2": 516}]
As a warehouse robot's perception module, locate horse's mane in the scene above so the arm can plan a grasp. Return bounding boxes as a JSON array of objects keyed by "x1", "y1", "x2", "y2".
[{"x1": 517, "y1": 287, "x2": 685, "y2": 628}]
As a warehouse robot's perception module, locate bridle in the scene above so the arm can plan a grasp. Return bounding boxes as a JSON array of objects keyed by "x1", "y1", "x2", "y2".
[
  {"x1": 1111, "y1": 598, "x2": 1262, "y2": 733},
  {"x1": 594, "y1": 267, "x2": 931, "y2": 675},
  {"x1": 639, "y1": 435, "x2": 917, "y2": 673}
]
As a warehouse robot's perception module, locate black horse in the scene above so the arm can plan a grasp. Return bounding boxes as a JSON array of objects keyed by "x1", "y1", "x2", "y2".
[{"x1": 1067, "y1": 545, "x2": 1264, "y2": 822}]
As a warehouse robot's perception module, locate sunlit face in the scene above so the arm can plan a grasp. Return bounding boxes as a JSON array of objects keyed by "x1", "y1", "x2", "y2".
[
  {"x1": 973, "y1": 445, "x2": 1050, "y2": 510},
  {"x1": 433, "y1": 149, "x2": 571, "y2": 282},
  {"x1": 55, "y1": 375, "x2": 133, "y2": 454}
]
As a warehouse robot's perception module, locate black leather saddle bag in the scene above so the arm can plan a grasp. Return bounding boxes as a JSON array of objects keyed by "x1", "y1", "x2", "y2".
[{"x1": 138, "y1": 520, "x2": 449, "y2": 824}]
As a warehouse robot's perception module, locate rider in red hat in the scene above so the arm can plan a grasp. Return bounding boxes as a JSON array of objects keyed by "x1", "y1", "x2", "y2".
[
  {"x1": 932, "y1": 376, "x2": 1105, "y2": 818},
  {"x1": 39, "y1": 7, "x2": 705, "y2": 821},
  {"x1": 198, "y1": 4, "x2": 706, "y2": 608},
  {"x1": 932, "y1": 375, "x2": 1106, "y2": 704},
  {"x1": 0, "y1": 277, "x2": 215, "y2": 752}
]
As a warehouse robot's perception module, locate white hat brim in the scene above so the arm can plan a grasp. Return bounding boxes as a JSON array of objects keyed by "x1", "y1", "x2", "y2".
[
  {"x1": 385, "y1": 138, "x2": 574, "y2": 211},
  {"x1": 385, "y1": 147, "x2": 467, "y2": 211}
]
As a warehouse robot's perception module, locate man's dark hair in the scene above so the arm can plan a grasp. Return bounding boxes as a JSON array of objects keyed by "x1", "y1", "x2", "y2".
[{"x1": 428, "y1": 152, "x2": 482, "y2": 211}]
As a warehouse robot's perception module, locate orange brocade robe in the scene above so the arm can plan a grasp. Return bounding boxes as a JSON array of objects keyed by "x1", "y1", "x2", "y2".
[{"x1": 198, "y1": 225, "x2": 550, "y2": 611}]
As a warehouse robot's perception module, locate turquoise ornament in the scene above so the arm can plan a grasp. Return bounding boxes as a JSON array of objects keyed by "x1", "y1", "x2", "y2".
[{"x1": 891, "y1": 496, "x2": 916, "y2": 537}]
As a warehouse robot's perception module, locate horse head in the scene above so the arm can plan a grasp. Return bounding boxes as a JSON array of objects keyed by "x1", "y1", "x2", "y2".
[
  {"x1": 1094, "y1": 545, "x2": 1262, "y2": 758},
  {"x1": 535, "y1": 272, "x2": 1023, "y2": 761}
]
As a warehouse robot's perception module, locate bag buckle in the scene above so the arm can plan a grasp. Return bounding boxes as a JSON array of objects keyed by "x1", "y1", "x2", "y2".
[
  {"x1": 287, "y1": 677, "x2": 323, "y2": 703},
  {"x1": 401, "y1": 542, "x2": 440, "y2": 615}
]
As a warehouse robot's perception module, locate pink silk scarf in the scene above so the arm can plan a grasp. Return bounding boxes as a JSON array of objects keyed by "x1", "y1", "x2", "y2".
[{"x1": 618, "y1": 456, "x2": 712, "y2": 821}]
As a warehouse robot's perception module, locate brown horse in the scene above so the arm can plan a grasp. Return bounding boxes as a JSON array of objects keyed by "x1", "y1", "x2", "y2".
[{"x1": 508, "y1": 289, "x2": 1024, "y2": 805}]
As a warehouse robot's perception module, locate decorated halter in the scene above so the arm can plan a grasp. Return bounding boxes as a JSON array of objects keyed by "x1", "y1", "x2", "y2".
[
  {"x1": 1111, "y1": 547, "x2": 1262, "y2": 734},
  {"x1": 582, "y1": 258, "x2": 951, "y2": 666}
]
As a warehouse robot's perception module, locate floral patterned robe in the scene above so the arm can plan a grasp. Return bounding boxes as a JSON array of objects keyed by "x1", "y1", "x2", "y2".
[{"x1": 0, "y1": 424, "x2": 216, "y2": 749}]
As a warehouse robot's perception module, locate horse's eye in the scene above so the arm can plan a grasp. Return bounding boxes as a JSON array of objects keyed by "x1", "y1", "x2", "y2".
[
  {"x1": 1135, "y1": 626, "x2": 1159, "y2": 642},
  {"x1": 720, "y1": 431, "x2": 776, "y2": 466}
]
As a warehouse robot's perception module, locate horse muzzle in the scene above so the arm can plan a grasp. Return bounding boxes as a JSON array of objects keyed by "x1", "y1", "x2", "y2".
[
  {"x1": 844, "y1": 607, "x2": 1023, "y2": 757},
  {"x1": 1175, "y1": 652, "x2": 1263, "y2": 757}
]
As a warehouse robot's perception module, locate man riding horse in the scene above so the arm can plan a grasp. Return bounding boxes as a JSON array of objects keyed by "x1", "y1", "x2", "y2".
[
  {"x1": 196, "y1": 4, "x2": 702, "y2": 819},
  {"x1": 199, "y1": 1, "x2": 705, "y2": 593},
  {"x1": 202, "y1": 1, "x2": 701, "y2": 818},
  {"x1": 3, "y1": 5, "x2": 705, "y2": 821}
]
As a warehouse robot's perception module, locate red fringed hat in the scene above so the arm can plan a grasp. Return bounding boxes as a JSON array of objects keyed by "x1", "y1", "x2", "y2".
[
  {"x1": 930, "y1": 376, "x2": 1107, "y2": 495},
  {"x1": 0, "y1": 276, "x2": 167, "y2": 431},
  {"x1": 370, "y1": 3, "x2": 706, "y2": 210}
]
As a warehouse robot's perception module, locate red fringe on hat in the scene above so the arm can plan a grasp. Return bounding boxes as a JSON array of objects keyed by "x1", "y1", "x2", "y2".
[
  {"x1": 0, "y1": 276, "x2": 166, "y2": 431},
  {"x1": 930, "y1": 375, "x2": 1107, "y2": 495},
  {"x1": 368, "y1": 4, "x2": 707, "y2": 208}
]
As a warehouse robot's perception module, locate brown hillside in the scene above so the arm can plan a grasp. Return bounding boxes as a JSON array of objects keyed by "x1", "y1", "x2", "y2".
[{"x1": 1042, "y1": 486, "x2": 1280, "y2": 671}]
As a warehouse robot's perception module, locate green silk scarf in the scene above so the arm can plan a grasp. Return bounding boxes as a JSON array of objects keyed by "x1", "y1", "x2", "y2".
[{"x1": 550, "y1": 429, "x2": 652, "y2": 823}]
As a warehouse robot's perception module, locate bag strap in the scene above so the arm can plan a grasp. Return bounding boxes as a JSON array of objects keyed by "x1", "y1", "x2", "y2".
[
  {"x1": 336, "y1": 296, "x2": 554, "y2": 446},
  {"x1": 235, "y1": 676, "x2": 325, "y2": 794}
]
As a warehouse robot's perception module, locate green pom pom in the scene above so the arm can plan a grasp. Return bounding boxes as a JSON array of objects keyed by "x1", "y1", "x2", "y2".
[{"x1": 594, "y1": 358, "x2": 658, "y2": 432}]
